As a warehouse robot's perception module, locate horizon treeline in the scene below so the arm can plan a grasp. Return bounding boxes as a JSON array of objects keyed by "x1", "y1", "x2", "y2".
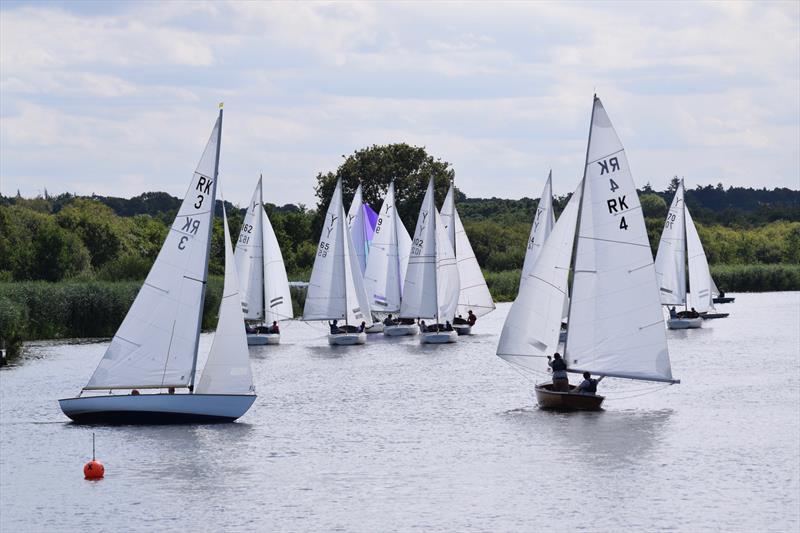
[{"x1": 1, "y1": 178, "x2": 798, "y2": 284}]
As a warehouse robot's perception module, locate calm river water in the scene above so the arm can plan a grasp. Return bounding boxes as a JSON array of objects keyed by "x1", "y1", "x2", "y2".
[{"x1": 1, "y1": 292, "x2": 798, "y2": 532}]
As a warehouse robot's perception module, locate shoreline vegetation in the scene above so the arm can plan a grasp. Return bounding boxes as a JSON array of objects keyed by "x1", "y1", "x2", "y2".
[
  {"x1": 1, "y1": 145, "x2": 797, "y2": 359},
  {"x1": 1, "y1": 263, "x2": 798, "y2": 359}
]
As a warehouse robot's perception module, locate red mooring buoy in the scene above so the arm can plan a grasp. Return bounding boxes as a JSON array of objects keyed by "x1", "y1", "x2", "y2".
[{"x1": 84, "y1": 433, "x2": 104, "y2": 480}]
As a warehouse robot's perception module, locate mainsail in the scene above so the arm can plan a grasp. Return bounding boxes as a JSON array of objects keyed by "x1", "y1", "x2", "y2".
[
  {"x1": 85, "y1": 111, "x2": 222, "y2": 390},
  {"x1": 565, "y1": 97, "x2": 674, "y2": 383},
  {"x1": 440, "y1": 184, "x2": 495, "y2": 318},
  {"x1": 262, "y1": 203, "x2": 294, "y2": 322},
  {"x1": 196, "y1": 205, "x2": 254, "y2": 394},
  {"x1": 685, "y1": 207, "x2": 715, "y2": 313},
  {"x1": 496, "y1": 180, "x2": 582, "y2": 370},
  {"x1": 363, "y1": 182, "x2": 412, "y2": 313},
  {"x1": 654, "y1": 180, "x2": 687, "y2": 306},
  {"x1": 235, "y1": 178, "x2": 265, "y2": 321}
]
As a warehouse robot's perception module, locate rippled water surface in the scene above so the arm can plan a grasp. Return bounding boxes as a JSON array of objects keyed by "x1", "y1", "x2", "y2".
[{"x1": 2, "y1": 292, "x2": 799, "y2": 532}]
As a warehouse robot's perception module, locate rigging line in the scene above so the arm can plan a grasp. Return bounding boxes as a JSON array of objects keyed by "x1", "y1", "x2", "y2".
[
  {"x1": 577, "y1": 235, "x2": 651, "y2": 248},
  {"x1": 527, "y1": 274, "x2": 568, "y2": 294},
  {"x1": 604, "y1": 383, "x2": 671, "y2": 401},
  {"x1": 586, "y1": 148, "x2": 625, "y2": 166}
]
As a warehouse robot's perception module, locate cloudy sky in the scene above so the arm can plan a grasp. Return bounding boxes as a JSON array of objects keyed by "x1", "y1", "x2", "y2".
[{"x1": 1, "y1": 0, "x2": 798, "y2": 206}]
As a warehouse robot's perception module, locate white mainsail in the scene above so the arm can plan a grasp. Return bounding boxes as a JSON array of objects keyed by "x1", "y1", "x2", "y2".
[
  {"x1": 401, "y1": 178, "x2": 459, "y2": 321},
  {"x1": 565, "y1": 97, "x2": 674, "y2": 383},
  {"x1": 304, "y1": 179, "x2": 371, "y2": 324},
  {"x1": 441, "y1": 184, "x2": 495, "y2": 318},
  {"x1": 685, "y1": 207, "x2": 715, "y2": 313},
  {"x1": 235, "y1": 178, "x2": 265, "y2": 321},
  {"x1": 363, "y1": 182, "x2": 412, "y2": 313},
  {"x1": 262, "y1": 204, "x2": 294, "y2": 322},
  {"x1": 654, "y1": 180, "x2": 687, "y2": 306},
  {"x1": 520, "y1": 171, "x2": 556, "y2": 286},
  {"x1": 347, "y1": 183, "x2": 369, "y2": 275},
  {"x1": 196, "y1": 205, "x2": 254, "y2": 394},
  {"x1": 85, "y1": 112, "x2": 222, "y2": 390},
  {"x1": 496, "y1": 180, "x2": 583, "y2": 370}
]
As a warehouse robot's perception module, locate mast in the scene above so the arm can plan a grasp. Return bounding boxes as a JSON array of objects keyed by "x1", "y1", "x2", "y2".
[
  {"x1": 562, "y1": 95, "x2": 595, "y2": 359},
  {"x1": 680, "y1": 179, "x2": 689, "y2": 311},
  {"x1": 258, "y1": 174, "x2": 266, "y2": 321},
  {"x1": 189, "y1": 103, "x2": 223, "y2": 392}
]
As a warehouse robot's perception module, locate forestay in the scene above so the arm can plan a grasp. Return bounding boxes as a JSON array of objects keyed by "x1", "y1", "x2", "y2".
[
  {"x1": 196, "y1": 206, "x2": 254, "y2": 395},
  {"x1": 363, "y1": 182, "x2": 412, "y2": 314},
  {"x1": 566, "y1": 97, "x2": 674, "y2": 383},
  {"x1": 685, "y1": 207, "x2": 715, "y2": 313},
  {"x1": 520, "y1": 171, "x2": 556, "y2": 286},
  {"x1": 654, "y1": 180, "x2": 687, "y2": 306},
  {"x1": 497, "y1": 180, "x2": 582, "y2": 370},
  {"x1": 401, "y1": 178, "x2": 441, "y2": 320},
  {"x1": 235, "y1": 178, "x2": 265, "y2": 320},
  {"x1": 262, "y1": 204, "x2": 294, "y2": 322},
  {"x1": 441, "y1": 185, "x2": 495, "y2": 318},
  {"x1": 304, "y1": 179, "x2": 371, "y2": 323},
  {"x1": 85, "y1": 113, "x2": 221, "y2": 390}
]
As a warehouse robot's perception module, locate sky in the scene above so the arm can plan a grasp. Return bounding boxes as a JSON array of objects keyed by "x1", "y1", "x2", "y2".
[{"x1": 1, "y1": 0, "x2": 798, "y2": 207}]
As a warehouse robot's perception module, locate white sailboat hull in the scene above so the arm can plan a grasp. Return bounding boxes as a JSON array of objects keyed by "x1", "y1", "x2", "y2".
[
  {"x1": 328, "y1": 332, "x2": 367, "y2": 345},
  {"x1": 365, "y1": 323, "x2": 384, "y2": 334},
  {"x1": 667, "y1": 317, "x2": 703, "y2": 329},
  {"x1": 420, "y1": 330, "x2": 458, "y2": 344},
  {"x1": 58, "y1": 393, "x2": 256, "y2": 424},
  {"x1": 246, "y1": 333, "x2": 280, "y2": 345},
  {"x1": 383, "y1": 324, "x2": 419, "y2": 336},
  {"x1": 453, "y1": 324, "x2": 471, "y2": 336}
]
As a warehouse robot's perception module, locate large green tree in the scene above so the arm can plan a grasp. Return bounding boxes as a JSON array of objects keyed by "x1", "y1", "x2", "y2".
[{"x1": 313, "y1": 144, "x2": 456, "y2": 229}]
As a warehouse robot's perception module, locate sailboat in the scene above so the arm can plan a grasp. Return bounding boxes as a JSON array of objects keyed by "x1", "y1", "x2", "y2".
[
  {"x1": 439, "y1": 181, "x2": 495, "y2": 335},
  {"x1": 235, "y1": 177, "x2": 294, "y2": 345},
  {"x1": 59, "y1": 107, "x2": 257, "y2": 423},
  {"x1": 303, "y1": 178, "x2": 373, "y2": 345},
  {"x1": 497, "y1": 96, "x2": 679, "y2": 410},
  {"x1": 347, "y1": 183, "x2": 382, "y2": 332},
  {"x1": 362, "y1": 181, "x2": 417, "y2": 336},
  {"x1": 654, "y1": 180, "x2": 726, "y2": 329},
  {"x1": 400, "y1": 177, "x2": 460, "y2": 343},
  {"x1": 710, "y1": 271, "x2": 735, "y2": 304}
]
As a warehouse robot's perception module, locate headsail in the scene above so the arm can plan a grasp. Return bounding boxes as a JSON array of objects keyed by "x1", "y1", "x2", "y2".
[
  {"x1": 497, "y1": 180, "x2": 582, "y2": 370},
  {"x1": 262, "y1": 205, "x2": 294, "y2": 322},
  {"x1": 685, "y1": 207, "x2": 715, "y2": 313},
  {"x1": 440, "y1": 184, "x2": 494, "y2": 318},
  {"x1": 435, "y1": 209, "x2": 460, "y2": 322},
  {"x1": 196, "y1": 205, "x2": 254, "y2": 395},
  {"x1": 347, "y1": 183, "x2": 369, "y2": 275},
  {"x1": 235, "y1": 178, "x2": 265, "y2": 320},
  {"x1": 565, "y1": 97, "x2": 674, "y2": 383},
  {"x1": 85, "y1": 111, "x2": 222, "y2": 390},
  {"x1": 654, "y1": 180, "x2": 687, "y2": 306}
]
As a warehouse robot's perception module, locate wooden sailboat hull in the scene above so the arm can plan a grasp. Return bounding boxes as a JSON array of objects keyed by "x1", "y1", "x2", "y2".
[
  {"x1": 667, "y1": 317, "x2": 703, "y2": 329},
  {"x1": 246, "y1": 333, "x2": 280, "y2": 345},
  {"x1": 534, "y1": 383, "x2": 604, "y2": 411},
  {"x1": 713, "y1": 297, "x2": 735, "y2": 304},
  {"x1": 453, "y1": 325, "x2": 472, "y2": 336},
  {"x1": 420, "y1": 330, "x2": 458, "y2": 344},
  {"x1": 365, "y1": 323, "x2": 384, "y2": 334},
  {"x1": 327, "y1": 332, "x2": 367, "y2": 345},
  {"x1": 58, "y1": 393, "x2": 257, "y2": 424},
  {"x1": 383, "y1": 324, "x2": 420, "y2": 336}
]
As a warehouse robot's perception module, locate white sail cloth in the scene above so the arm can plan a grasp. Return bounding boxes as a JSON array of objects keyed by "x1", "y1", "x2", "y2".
[
  {"x1": 685, "y1": 207, "x2": 715, "y2": 313},
  {"x1": 496, "y1": 180, "x2": 582, "y2": 369},
  {"x1": 654, "y1": 180, "x2": 687, "y2": 306},
  {"x1": 304, "y1": 179, "x2": 371, "y2": 323},
  {"x1": 363, "y1": 182, "x2": 411, "y2": 313},
  {"x1": 235, "y1": 179, "x2": 265, "y2": 320},
  {"x1": 565, "y1": 97, "x2": 674, "y2": 383},
  {"x1": 196, "y1": 206, "x2": 254, "y2": 394},
  {"x1": 85, "y1": 115, "x2": 221, "y2": 390},
  {"x1": 261, "y1": 204, "x2": 294, "y2": 322},
  {"x1": 440, "y1": 185, "x2": 495, "y2": 318},
  {"x1": 347, "y1": 183, "x2": 370, "y2": 275},
  {"x1": 401, "y1": 178, "x2": 459, "y2": 321},
  {"x1": 520, "y1": 172, "x2": 556, "y2": 286}
]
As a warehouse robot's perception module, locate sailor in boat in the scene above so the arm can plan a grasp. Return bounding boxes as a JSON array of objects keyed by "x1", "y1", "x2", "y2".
[
  {"x1": 445, "y1": 321, "x2": 453, "y2": 331},
  {"x1": 677, "y1": 307, "x2": 701, "y2": 319},
  {"x1": 383, "y1": 314, "x2": 395, "y2": 326},
  {"x1": 268, "y1": 321, "x2": 280, "y2": 334},
  {"x1": 419, "y1": 320, "x2": 427, "y2": 333},
  {"x1": 467, "y1": 310, "x2": 477, "y2": 327},
  {"x1": 547, "y1": 353, "x2": 569, "y2": 391},
  {"x1": 329, "y1": 319, "x2": 341, "y2": 334},
  {"x1": 358, "y1": 321, "x2": 367, "y2": 333},
  {"x1": 577, "y1": 372, "x2": 604, "y2": 395},
  {"x1": 669, "y1": 306, "x2": 678, "y2": 319}
]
